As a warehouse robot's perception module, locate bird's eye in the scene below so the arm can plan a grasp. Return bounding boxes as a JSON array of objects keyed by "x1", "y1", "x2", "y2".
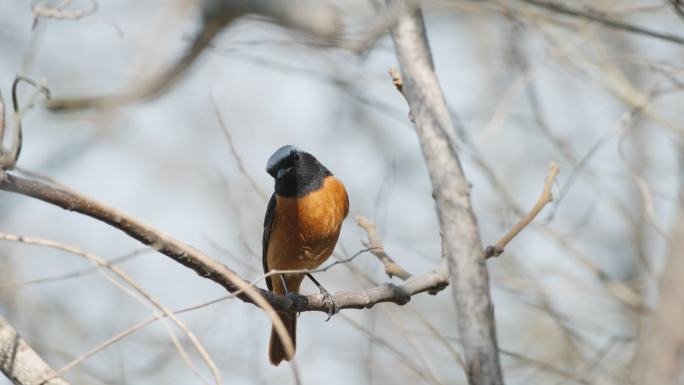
[{"x1": 293, "y1": 153, "x2": 300, "y2": 162}]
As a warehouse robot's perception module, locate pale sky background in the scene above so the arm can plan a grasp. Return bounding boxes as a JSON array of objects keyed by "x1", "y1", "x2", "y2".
[{"x1": 1, "y1": 1, "x2": 683, "y2": 384}]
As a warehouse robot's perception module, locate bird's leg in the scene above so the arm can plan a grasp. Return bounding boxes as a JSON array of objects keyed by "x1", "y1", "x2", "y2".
[
  {"x1": 278, "y1": 273, "x2": 299, "y2": 319},
  {"x1": 278, "y1": 273, "x2": 288, "y2": 294},
  {"x1": 306, "y1": 273, "x2": 339, "y2": 321}
]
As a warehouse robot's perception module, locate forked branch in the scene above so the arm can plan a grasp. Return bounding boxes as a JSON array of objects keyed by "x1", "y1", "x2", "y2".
[
  {"x1": 0, "y1": 171, "x2": 449, "y2": 314},
  {"x1": 356, "y1": 216, "x2": 413, "y2": 280}
]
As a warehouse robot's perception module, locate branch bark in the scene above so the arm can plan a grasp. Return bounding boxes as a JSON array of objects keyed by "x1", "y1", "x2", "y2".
[
  {"x1": 0, "y1": 315, "x2": 70, "y2": 385},
  {"x1": 388, "y1": 2, "x2": 505, "y2": 385},
  {"x1": 0, "y1": 171, "x2": 448, "y2": 314},
  {"x1": 635, "y1": 203, "x2": 684, "y2": 383}
]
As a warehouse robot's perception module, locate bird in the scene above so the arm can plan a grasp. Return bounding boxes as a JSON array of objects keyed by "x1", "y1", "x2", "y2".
[{"x1": 262, "y1": 145, "x2": 349, "y2": 366}]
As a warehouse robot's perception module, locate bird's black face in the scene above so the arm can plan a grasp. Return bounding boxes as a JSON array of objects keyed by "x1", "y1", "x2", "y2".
[{"x1": 266, "y1": 145, "x2": 332, "y2": 198}]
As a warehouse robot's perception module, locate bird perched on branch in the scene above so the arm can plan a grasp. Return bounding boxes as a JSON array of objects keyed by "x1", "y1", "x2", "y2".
[{"x1": 262, "y1": 145, "x2": 349, "y2": 365}]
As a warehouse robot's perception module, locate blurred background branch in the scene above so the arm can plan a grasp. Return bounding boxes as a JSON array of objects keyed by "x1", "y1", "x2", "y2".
[
  {"x1": 1, "y1": 0, "x2": 683, "y2": 383},
  {"x1": 518, "y1": 0, "x2": 684, "y2": 46},
  {"x1": 634, "y1": 155, "x2": 684, "y2": 385},
  {"x1": 45, "y1": 0, "x2": 344, "y2": 111}
]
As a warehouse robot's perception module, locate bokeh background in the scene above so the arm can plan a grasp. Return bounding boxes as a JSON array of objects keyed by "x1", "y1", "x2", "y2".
[{"x1": 1, "y1": 0, "x2": 683, "y2": 384}]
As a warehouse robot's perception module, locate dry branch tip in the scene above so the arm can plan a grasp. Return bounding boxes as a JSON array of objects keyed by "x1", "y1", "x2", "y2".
[
  {"x1": 356, "y1": 215, "x2": 413, "y2": 280},
  {"x1": 484, "y1": 162, "x2": 560, "y2": 258}
]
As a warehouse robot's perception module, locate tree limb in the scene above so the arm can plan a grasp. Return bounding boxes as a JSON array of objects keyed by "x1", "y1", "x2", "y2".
[
  {"x1": 0, "y1": 171, "x2": 448, "y2": 314},
  {"x1": 388, "y1": 2, "x2": 504, "y2": 385},
  {"x1": 0, "y1": 314, "x2": 70, "y2": 385},
  {"x1": 635, "y1": 192, "x2": 684, "y2": 383}
]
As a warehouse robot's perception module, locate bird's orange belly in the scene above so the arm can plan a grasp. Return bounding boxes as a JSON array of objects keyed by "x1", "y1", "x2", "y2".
[{"x1": 266, "y1": 176, "x2": 348, "y2": 274}]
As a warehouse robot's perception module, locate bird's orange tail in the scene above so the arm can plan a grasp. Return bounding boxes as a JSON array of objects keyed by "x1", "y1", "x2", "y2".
[{"x1": 268, "y1": 312, "x2": 297, "y2": 366}]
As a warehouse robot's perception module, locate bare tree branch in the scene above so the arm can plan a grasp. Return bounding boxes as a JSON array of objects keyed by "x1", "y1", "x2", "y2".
[
  {"x1": 31, "y1": 0, "x2": 98, "y2": 22},
  {"x1": 356, "y1": 216, "x2": 413, "y2": 280},
  {"x1": 0, "y1": 171, "x2": 449, "y2": 314},
  {"x1": 210, "y1": 94, "x2": 269, "y2": 200},
  {"x1": 635, "y1": 194, "x2": 684, "y2": 383},
  {"x1": 388, "y1": 2, "x2": 504, "y2": 385},
  {"x1": 202, "y1": 0, "x2": 342, "y2": 39},
  {"x1": 0, "y1": 314, "x2": 70, "y2": 385},
  {"x1": 45, "y1": 0, "x2": 343, "y2": 111},
  {"x1": 484, "y1": 162, "x2": 559, "y2": 258},
  {"x1": 0, "y1": 248, "x2": 148, "y2": 291},
  {"x1": 0, "y1": 76, "x2": 50, "y2": 170},
  {"x1": 0, "y1": 232, "x2": 222, "y2": 385},
  {"x1": 0, "y1": 171, "x2": 300, "y2": 364},
  {"x1": 518, "y1": 0, "x2": 684, "y2": 46},
  {"x1": 669, "y1": 0, "x2": 684, "y2": 20}
]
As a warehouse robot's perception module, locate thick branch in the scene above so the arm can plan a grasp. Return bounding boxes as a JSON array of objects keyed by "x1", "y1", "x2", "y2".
[
  {"x1": 635, "y1": 207, "x2": 684, "y2": 383},
  {"x1": 0, "y1": 315, "x2": 70, "y2": 385},
  {"x1": 389, "y1": 2, "x2": 504, "y2": 385},
  {"x1": 0, "y1": 171, "x2": 448, "y2": 313}
]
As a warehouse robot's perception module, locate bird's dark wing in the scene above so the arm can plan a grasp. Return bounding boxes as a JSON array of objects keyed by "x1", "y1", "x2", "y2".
[{"x1": 262, "y1": 193, "x2": 277, "y2": 291}]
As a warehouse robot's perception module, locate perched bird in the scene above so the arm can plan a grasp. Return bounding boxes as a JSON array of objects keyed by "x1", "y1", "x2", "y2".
[{"x1": 262, "y1": 145, "x2": 349, "y2": 365}]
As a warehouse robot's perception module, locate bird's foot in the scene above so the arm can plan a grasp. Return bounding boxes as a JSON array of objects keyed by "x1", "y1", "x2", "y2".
[
  {"x1": 285, "y1": 291, "x2": 306, "y2": 315},
  {"x1": 305, "y1": 273, "x2": 338, "y2": 321},
  {"x1": 318, "y1": 286, "x2": 339, "y2": 321}
]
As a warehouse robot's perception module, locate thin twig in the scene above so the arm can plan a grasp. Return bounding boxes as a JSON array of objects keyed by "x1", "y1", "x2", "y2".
[
  {"x1": 388, "y1": 68, "x2": 413, "y2": 123},
  {"x1": 484, "y1": 162, "x2": 560, "y2": 258},
  {"x1": 0, "y1": 232, "x2": 222, "y2": 385},
  {"x1": 31, "y1": 0, "x2": 98, "y2": 21},
  {"x1": 314, "y1": 248, "x2": 372, "y2": 273},
  {"x1": 519, "y1": 0, "x2": 684, "y2": 46},
  {"x1": 41, "y1": 245, "x2": 395, "y2": 380},
  {"x1": 0, "y1": 75, "x2": 50, "y2": 170},
  {"x1": 0, "y1": 248, "x2": 150, "y2": 291},
  {"x1": 383, "y1": 306, "x2": 447, "y2": 385},
  {"x1": 44, "y1": 270, "x2": 298, "y2": 381},
  {"x1": 341, "y1": 313, "x2": 441, "y2": 384},
  {"x1": 356, "y1": 216, "x2": 412, "y2": 280},
  {"x1": 209, "y1": 94, "x2": 268, "y2": 200},
  {"x1": 389, "y1": 67, "x2": 404, "y2": 94}
]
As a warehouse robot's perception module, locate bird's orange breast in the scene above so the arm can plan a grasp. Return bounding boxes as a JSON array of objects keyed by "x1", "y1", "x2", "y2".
[{"x1": 266, "y1": 176, "x2": 348, "y2": 281}]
